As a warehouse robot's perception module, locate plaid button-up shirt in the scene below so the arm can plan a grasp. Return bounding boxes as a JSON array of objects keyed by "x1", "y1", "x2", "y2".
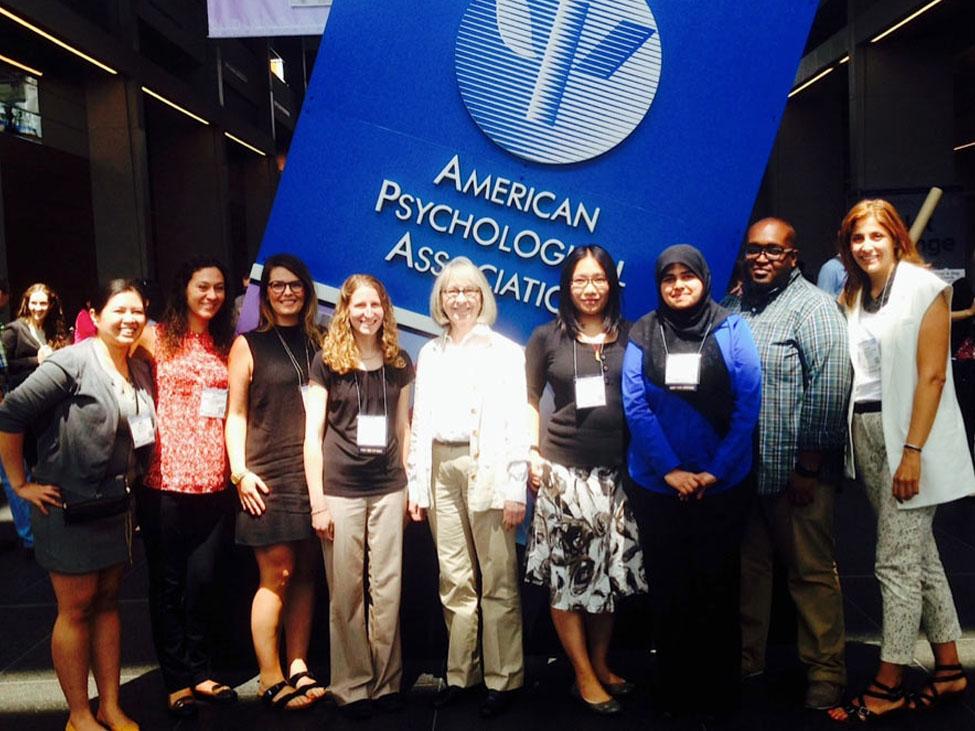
[{"x1": 725, "y1": 269, "x2": 851, "y2": 495}]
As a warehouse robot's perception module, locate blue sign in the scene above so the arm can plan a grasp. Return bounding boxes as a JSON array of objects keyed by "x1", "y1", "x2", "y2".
[{"x1": 251, "y1": 0, "x2": 818, "y2": 343}]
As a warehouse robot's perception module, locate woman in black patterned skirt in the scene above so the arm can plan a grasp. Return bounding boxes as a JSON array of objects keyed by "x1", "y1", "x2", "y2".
[
  {"x1": 524, "y1": 245, "x2": 647, "y2": 715},
  {"x1": 225, "y1": 253, "x2": 325, "y2": 711}
]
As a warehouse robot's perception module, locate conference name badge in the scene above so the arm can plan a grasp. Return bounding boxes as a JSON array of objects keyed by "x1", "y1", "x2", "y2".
[{"x1": 665, "y1": 354, "x2": 702, "y2": 391}]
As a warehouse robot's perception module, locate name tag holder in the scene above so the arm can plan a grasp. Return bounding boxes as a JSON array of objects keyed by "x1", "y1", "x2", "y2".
[
  {"x1": 199, "y1": 387, "x2": 228, "y2": 419},
  {"x1": 573, "y1": 339, "x2": 607, "y2": 410},
  {"x1": 355, "y1": 366, "x2": 388, "y2": 455},
  {"x1": 274, "y1": 326, "x2": 312, "y2": 407},
  {"x1": 659, "y1": 323, "x2": 711, "y2": 392},
  {"x1": 129, "y1": 412, "x2": 156, "y2": 448}
]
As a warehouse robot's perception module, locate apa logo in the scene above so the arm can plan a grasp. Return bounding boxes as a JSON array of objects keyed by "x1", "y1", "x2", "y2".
[{"x1": 455, "y1": 0, "x2": 662, "y2": 165}]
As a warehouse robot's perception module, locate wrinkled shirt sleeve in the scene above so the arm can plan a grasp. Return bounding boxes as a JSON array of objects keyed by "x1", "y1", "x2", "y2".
[{"x1": 797, "y1": 299, "x2": 851, "y2": 451}]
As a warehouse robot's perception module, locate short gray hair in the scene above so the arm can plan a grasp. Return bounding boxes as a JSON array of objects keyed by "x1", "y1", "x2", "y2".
[{"x1": 429, "y1": 257, "x2": 498, "y2": 328}]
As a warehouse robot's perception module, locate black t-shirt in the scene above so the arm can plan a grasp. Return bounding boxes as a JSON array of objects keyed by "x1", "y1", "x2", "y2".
[
  {"x1": 310, "y1": 349, "x2": 415, "y2": 497},
  {"x1": 525, "y1": 320, "x2": 630, "y2": 469}
]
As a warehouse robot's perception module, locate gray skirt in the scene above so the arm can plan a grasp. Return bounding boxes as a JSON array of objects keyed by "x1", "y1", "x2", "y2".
[
  {"x1": 525, "y1": 462, "x2": 648, "y2": 613},
  {"x1": 31, "y1": 503, "x2": 132, "y2": 574}
]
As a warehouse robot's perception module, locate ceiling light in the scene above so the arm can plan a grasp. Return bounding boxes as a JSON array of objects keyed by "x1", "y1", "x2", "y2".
[
  {"x1": 0, "y1": 7, "x2": 116, "y2": 74},
  {"x1": 0, "y1": 51, "x2": 42, "y2": 76},
  {"x1": 870, "y1": 0, "x2": 943, "y2": 43},
  {"x1": 954, "y1": 140, "x2": 975, "y2": 152},
  {"x1": 788, "y1": 67, "x2": 834, "y2": 98},
  {"x1": 224, "y1": 131, "x2": 266, "y2": 156},
  {"x1": 141, "y1": 86, "x2": 209, "y2": 125},
  {"x1": 838, "y1": 55, "x2": 850, "y2": 64}
]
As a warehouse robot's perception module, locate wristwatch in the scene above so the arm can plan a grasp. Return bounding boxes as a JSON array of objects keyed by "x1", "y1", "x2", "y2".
[{"x1": 230, "y1": 470, "x2": 249, "y2": 486}]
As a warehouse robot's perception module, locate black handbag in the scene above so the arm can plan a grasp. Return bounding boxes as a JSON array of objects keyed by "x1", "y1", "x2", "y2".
[{"x1": 62, "y1": 475, "x2": 131, "y2": 525}]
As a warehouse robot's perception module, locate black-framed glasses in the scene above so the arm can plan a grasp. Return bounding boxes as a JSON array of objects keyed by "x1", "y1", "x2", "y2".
[
  {"x1": 744, "y1": 244, "x2": 793, "y2": 261},
  {"x1": 268, "y1": 280, "x2": 305, "y2": 295}
]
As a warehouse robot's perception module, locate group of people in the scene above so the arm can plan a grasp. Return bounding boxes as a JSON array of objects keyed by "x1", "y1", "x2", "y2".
[{"x1": 0, "y1": 197, "x2": 970, "y2": 729}]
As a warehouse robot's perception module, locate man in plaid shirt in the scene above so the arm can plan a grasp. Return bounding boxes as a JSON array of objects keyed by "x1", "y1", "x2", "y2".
[{"x1": 726, "y1": 218, "x2": 851, "y2": 710}]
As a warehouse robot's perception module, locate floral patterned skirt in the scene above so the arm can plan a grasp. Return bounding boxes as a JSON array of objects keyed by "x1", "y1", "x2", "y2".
[{"x1": 525, "y1": 462, "x2": 648, "y2": 613}]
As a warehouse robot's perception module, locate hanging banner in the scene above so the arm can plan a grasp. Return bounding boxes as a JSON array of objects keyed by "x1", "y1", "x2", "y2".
[
  {"x1": 249, "y1": 0, "x2": 819, "y2": 342},
  {"x1": 207, "y1": 0, "x2": 330, "y2": 38}
]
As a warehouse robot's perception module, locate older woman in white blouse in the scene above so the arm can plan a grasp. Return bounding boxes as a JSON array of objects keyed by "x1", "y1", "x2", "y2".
[{"x1": 407, "y1": 256, "x2": 529, "y2": 719}]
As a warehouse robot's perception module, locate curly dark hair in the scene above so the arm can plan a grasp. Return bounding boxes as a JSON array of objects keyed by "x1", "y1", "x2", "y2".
[{"x1": 157, "y1": 256, "x2": 234, "y2": 357}]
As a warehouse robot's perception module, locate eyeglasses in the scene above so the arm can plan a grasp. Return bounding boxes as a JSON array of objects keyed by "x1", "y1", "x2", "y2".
[
  {"x1": 268, "y1": 280, "x2": 305, "y2": 295},
  {"x1": 443, "y1": 287, "x2": 481, "y2": 301},
  {"x1": 744, "y1": 244, "x2": 794, "y2": 261},
  {"x1": 570, "y1": 276, "x2": 609, "y2": 290}
]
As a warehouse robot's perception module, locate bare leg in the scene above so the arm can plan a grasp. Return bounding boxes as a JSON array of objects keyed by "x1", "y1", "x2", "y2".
[
  {"x1": 49, "y1": 571, "x2": 104, "y2": 731},
  {"x1": 550, "y1": 607, "x2": 611, "y2": 703},
  {"x1": 584, "y1": 612, "x2": 624, "y2": 686},
  {"x1": 252, "y1": 543, "x2": 311, "y2": 709},
  {"x1": 88, "y1": 565, "x2": 137, "y2": 728},
  {"x1": 284, "y1": 540, "x2": 325, "y2": 700}
]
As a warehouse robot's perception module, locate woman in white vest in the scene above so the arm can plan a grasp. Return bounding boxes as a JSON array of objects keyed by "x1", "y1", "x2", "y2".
[
  {"x1": 407, "y1": 257, "x2": 529, "y2": 719},
  {"x1": 828, "y1": 199, "x2": 973, "y2": 723}
]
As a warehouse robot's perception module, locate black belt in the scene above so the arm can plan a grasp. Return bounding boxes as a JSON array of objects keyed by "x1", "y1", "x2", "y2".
[
  {"x1": 853, "y1": 401, "x2": 881, "y2": 414},
  {"x1": 433, "y1": 438, "x2": 470, "y2": 447}
]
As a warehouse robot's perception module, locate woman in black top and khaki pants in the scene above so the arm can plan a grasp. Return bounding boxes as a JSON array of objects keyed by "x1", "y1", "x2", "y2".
[{"x1": 303, "y1": 274, "x2": 414, "y2": 719}]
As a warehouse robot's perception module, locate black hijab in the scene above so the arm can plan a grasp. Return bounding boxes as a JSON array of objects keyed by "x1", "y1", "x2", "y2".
[
  {"x1": 630, "y1": 244, "x2": 734, "y2": 435},
  {"x1": 653, "y1": 244, "x2": 730, "y2": 338}
]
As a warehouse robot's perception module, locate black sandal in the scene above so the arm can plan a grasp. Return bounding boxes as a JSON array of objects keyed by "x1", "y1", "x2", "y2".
[
  {"x1": 260, "y1": 680, "x2": 310, "y2": 712},
  {"x1": 167, "y1": 694, "x2": 198, "y2": 719},
  {"x1": 831, "y1": 679, "x2": 906, "y2": 724},
  {"x1": 909, "y1": 664, "x2": 968, "y2": 712},
  {"x1": 289, "y1": 670, "x2": 327, "y2": 700},
  {"x1": 194, "y1": 681, "x2": 238, "y2": 704}
]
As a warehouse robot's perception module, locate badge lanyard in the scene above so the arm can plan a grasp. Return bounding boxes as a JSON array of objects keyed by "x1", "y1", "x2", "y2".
[
  {"x1": 99, "y1": 346, "x2": 154, "y2": 448},
  {"x1": 354, "y1": 366, "x2": 388, "y2": 454},
  {"x1": 573, "y1": 339, "x2": 607, "y2": 409},
  {"x1": 659, "y1": 323, "x2": 711, "y2": 392},
  {"x1": 128, "y1": 383, "x2": 156, "y2": 448},
  {"x1": 859, "y1": 264, "x2": 896, "y2": 368},
  {"x1": 273, "y1": 326, "x2": 311, "y2": 398}
]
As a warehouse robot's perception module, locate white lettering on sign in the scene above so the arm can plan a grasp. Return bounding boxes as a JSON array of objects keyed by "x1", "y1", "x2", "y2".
[
  {"x1": 374, "y1": 154, "x2": 624, "y2": 317},
  {"x1": 432, "y1": 154, "x2": 601, "y2": 233}
]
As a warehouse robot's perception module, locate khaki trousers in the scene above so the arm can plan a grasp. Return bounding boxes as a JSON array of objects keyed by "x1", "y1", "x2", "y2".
[
  {"x1": 427, "y1": 443, "x2": 524, "y2": 691},
  {"x1": 322, "y1": 490, "x2": 404, "y2": 704},
  {"x1": 740, "y1": 485, "x2": 846, "y2": 686}
]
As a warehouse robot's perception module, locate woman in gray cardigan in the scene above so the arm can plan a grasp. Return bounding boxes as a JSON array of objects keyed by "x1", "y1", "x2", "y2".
[{"x1": 0, "y1": 279, "x2": 156, "y2": 731}]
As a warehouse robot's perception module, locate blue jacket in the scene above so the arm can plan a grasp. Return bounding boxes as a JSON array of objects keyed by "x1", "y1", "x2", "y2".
[{"x1": 622, "y1": 314, "x2": 762, "y2": 495}]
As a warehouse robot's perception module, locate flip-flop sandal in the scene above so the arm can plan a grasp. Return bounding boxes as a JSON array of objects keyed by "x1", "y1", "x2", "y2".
[
  {"x1": 289, "y1": 670, "x2": 327, "y2": 701},
  {"x1": 194, "y1": 682, "x2": 238, "y2": 704},
  {"x1": 167, "y1": 694, "x2": 198, "y2": 718},
  {"x1": 260, "y1": 680, "x2": 312, "y2": 712}
]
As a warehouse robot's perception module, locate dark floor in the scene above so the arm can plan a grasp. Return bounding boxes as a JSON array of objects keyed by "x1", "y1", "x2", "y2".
[{"x1": 2, "y1": 484, "x2": 975, "y2": 730}]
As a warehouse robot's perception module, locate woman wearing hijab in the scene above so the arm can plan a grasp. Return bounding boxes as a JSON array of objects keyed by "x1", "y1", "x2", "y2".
[{"x1": 622, "y1": 245, "x2": 762, "y2": 719}]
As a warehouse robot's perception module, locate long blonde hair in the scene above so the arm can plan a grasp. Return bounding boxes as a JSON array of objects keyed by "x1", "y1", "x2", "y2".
[{"x1": 321, "y1": 274, "x2": 406, "y2": 374}]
